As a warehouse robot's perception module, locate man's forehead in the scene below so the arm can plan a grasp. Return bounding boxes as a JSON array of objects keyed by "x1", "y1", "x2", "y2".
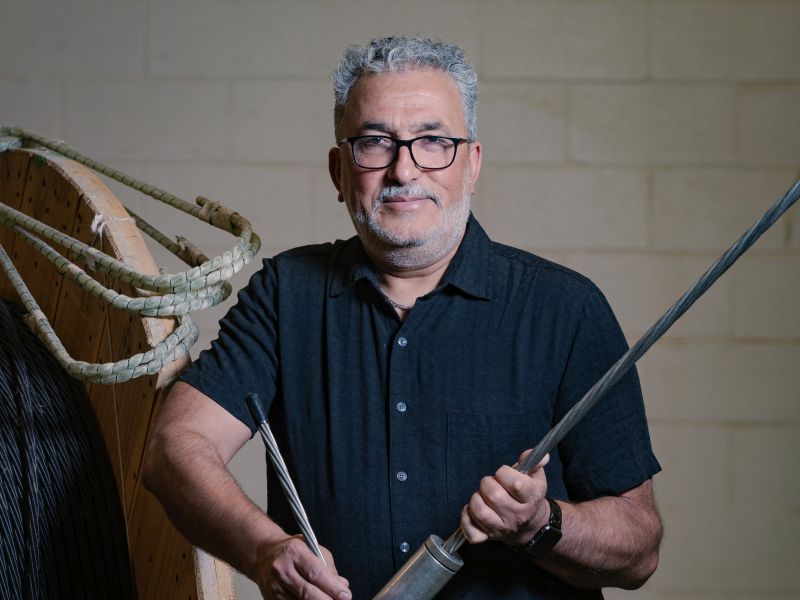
[{"x1": 342, "y1": 69, "x2": 465, "y2": 133}]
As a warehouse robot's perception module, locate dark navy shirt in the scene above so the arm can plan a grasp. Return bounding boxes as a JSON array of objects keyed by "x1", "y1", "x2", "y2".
[{"x1": 180, "y1": 217, "x2": 660, "y2": 599}]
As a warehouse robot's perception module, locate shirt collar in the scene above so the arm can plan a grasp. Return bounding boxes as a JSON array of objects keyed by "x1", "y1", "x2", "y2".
[{"x1": 329, "y1": 214, "x2": 492, "y2": 301}]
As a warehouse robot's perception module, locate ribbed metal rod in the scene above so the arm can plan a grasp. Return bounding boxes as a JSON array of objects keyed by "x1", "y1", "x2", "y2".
[
  {"x1": 444, "y1": 179, "x2": 800, "y2": 555},
  {"x1": 246, "y1": 394, "x2": 327, "y2": 565},
  {"x1": 257, "y1": 421, "x2": 327, "y2": 566}
]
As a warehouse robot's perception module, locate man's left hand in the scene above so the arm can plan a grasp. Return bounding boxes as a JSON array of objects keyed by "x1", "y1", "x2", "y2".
[{"x1": 460, "y1": 451, "x2": 550, "y2": 546}]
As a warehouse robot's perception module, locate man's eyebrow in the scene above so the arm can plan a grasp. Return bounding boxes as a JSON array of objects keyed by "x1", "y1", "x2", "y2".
[
  {"x1": 358, "y1": 121, "x2": 392, "y2": 133},
  {"x1": 411, "y1": 121, "x2": 446, "y2": 134}
]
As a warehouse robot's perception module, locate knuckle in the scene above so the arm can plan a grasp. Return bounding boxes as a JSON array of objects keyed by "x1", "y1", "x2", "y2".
[
  {"x1": 486, "y1": 486, "x2": 506, "y2": 505},
  {"x1": 306, "y1": 562, "x2": 323, "y2": 584}
]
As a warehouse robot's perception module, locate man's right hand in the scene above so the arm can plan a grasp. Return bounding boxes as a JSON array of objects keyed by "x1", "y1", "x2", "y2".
[{"x1": 255, "y1": 534, "x2": 351, "y2": 600}]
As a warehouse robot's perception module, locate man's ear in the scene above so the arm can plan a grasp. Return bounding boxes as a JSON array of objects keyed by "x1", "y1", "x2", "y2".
[
  {"x1": 466, "y1": 141, "x2": 483, "y2": 196},
  {"x1": 328, "y1": 146, "x2": 344, "y2": 202}
]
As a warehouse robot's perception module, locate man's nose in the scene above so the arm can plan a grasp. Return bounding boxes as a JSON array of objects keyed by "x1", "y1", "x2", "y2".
[{"x1": 386, "y1": 145, "x2": 420, "y2": 184}]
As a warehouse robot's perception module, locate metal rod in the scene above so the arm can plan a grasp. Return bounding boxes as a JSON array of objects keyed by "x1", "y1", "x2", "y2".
[
  {"x1": 246, "y1": 394, "x2": 327, "y2": 566},
  {"x1": 442, "y1": 178, "x2": 800, "y2": 555}
]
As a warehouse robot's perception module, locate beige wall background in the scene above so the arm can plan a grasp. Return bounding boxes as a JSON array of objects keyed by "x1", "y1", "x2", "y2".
[{"x1": 3, "y1": 1, "x2": 799, "y2": 598}]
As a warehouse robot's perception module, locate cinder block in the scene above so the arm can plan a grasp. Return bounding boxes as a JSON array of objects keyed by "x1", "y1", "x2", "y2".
[
  {"x1": 0, "y1": 80, "x2": 61, "y2": 134},
  {"x1": 474, "y1": 167, "x2": 648, "y2": 250},
  {"x1": 738, "y1": 86, "x2": 800, "y2": 167},
  {"x1": 648, "y1": 423, "x2": 730, "y2": 512},
  {"x1": 638, "y1": 343, "x2": 800, "y2": 423},
  {"x1": 731, "y1": 254, "x2": 800, "y2": 338},
  {"x1": 569, "y1": 84, "x2": 736, "y2": 164},
  {"x1": 143, "y1": 163, "x2": 316, "y2": 254},
  {"x1": 0, "y1": 0, "x2": 144, "y2": 77},
  {"x1": 478, "y1": 83, "x2": 567, "y2": 164},
  {"x1": 231, "y1": 80, "x2": 332, "y2": 164},
  {"x1": 732, "y1": 427, "x2": 800, "y2": 510},
  {"x1": 150, "y1": 1, "x2": 320, "y2": 77},
  {"x1": 654, "y1": 507, "x2": 800, "y2": 590},
  {"x1": 481, "y1": 0, "x2": 646, "y2": 79},
  {"x1": 652, "y1": 1, "x2": 800, "y2": 80},
  {"x1": 560, "y1": 253, "x2": 732, "y2": 341},
  {"x1": 150, "y1": 0, "x2": 482, "y2": 78},
  {"x1": 62, "y1": 80, "x2": 232, "y2": 161},
  {"x1": 652, "y1": 169, "x2": 796, "y2": 251},
  {"x1": 313, "y1": 0, "x2": 483, "y2": 76}
]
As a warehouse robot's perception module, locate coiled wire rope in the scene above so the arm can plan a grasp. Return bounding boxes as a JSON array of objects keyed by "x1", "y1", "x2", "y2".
[
  {"x1": 0, "y1": 299, "x2": 135, "y2": 599},
  {"x1": 0, "y1": 126, "x2": 261, "y2": 383}
]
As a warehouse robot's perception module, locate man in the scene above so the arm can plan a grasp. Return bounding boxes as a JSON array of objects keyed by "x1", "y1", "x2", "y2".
[{"x1": 143, "y1": 37, "x2": 662, "y2": 599}]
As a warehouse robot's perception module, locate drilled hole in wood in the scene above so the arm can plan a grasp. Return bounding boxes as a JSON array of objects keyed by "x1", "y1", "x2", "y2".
[
  {"x1": 16, "y1": 169, "x2": 21, "y2": 178},
  {"x1": 27, "y1": 196, "x2": 32, "y2": 203},
  {"x1": 33, "y1": 261, "x2": 38, "y2": 268},
  {"x1": 41, "y1": 178, "x2": 46, "y2": 187},
  {"x1": 44, "y1": 207, "x2": 50, "y2": 214}
]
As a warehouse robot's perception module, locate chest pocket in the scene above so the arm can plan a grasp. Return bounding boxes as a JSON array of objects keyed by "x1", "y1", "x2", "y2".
[{"x1": 445, "y1": 410, "x2": 545, "y2": 518}]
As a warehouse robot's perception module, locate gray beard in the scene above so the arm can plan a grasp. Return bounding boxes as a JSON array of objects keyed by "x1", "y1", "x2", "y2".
[{"x1": 348, "y1": 180, "x2": 472, "y2": 270}]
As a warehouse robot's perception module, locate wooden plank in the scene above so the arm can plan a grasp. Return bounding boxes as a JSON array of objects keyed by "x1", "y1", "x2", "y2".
[
  {"x1": 3, "y1": 152, "x2": 80, "y2": 320},
  {"x1": 0, "y1": 151, "x2": 32, "y2": 301}
]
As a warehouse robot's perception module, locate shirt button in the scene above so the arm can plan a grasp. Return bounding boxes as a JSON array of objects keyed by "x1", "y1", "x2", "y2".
[
  {"x1": 396, "y1": 471, "x2": 408, "y2": 482},
  {"x1": 396, "y1": 402, "x2": 407, "y2": 413},
  {"x1": 399, "y1": 542, "x2": 410, "y2": 553},
  {"x1": 397, "y1": 336, "x2": 408, "y2": 347}
]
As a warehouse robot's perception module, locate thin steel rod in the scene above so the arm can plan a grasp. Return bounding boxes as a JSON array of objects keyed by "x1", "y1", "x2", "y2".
[
  {"x1": 256, "y1": 421, "x2": 327, "y2": 566},
  {"x1": 444, "y1": 179, "x2": 800, "y2": 554}
]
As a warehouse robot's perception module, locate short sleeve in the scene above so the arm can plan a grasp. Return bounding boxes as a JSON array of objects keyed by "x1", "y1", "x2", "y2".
[
  {"x1": 555, "y1": 283, "x2": 661, "y2": 501},
  {"x1": 178, "y1": 258, "x2": 279, "y2": 436}
]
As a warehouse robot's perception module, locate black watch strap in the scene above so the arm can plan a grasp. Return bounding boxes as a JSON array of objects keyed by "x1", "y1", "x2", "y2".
[{"x1": 519, "y1": 497, "x2": 562, "y2": 559}]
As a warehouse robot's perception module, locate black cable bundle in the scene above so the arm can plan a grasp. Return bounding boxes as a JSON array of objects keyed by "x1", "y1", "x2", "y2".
[{"x1": 0, "y1": 299, "x2": 135, "y2": 599}]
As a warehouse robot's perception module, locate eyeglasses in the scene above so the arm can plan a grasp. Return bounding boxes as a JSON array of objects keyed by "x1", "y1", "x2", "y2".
[{"x1": 339, "y1": 135, "x2": 469, "y2": 170}]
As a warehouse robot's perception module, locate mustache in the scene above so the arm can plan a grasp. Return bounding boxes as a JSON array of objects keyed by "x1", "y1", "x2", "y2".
[{"x1": 375, "y1": 184, "x2": 441, "y2": 207}]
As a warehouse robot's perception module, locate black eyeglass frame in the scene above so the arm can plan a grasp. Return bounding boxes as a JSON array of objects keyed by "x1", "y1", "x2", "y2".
[{"x1": 338, "y1": 135, "x2": 471, "y2": 170}]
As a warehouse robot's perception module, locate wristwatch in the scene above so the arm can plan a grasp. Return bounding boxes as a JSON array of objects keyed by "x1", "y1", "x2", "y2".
[{"x1": 519, "y1": 497, "x2": 562, "y2": 558}]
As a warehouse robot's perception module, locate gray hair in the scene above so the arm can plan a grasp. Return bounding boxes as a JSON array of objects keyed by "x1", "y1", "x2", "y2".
[{"x1": 332, "y1": 36, "x2": 478, "y2": 142}]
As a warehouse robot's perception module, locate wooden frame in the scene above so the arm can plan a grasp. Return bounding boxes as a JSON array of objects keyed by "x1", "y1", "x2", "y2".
[{"x1": 0, "y1": 148, "x2": 236, "y2": 600}]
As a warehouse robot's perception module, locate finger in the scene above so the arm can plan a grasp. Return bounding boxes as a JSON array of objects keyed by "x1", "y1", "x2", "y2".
[
  {"x1": 515, "y1": 450, "x2": 549, "y2": 473},
  {"x1": 297, "y1": 546, "x2": 352, "y2": 600},
  {"x1": 476, "y1": 476, "x2": 511, "y2": 516},
  {"x1": 493, "y1": 465, "x2": 542, "y2": 504},
  {"x1": 460, "y1": 505, "x2": 489, "y2": 544}
]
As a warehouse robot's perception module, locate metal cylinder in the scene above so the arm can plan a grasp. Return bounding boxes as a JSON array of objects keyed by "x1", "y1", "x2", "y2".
[{"x1": 372, "y1": 535, "x2": 463, "y2": 600}]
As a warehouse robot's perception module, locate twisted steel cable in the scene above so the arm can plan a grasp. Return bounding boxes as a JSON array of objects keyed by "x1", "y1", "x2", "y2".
[
  {"x1": 444, "y1": 178, "x2": 800, "y2": 554},
  {"x1": 0, "y1": 300, "x2": 135, "y2": 599}
]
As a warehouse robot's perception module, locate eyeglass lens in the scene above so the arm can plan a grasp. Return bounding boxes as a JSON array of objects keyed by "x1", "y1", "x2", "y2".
[{"x1": 353, "y1": 137, "x2": 458, "y2": 169}]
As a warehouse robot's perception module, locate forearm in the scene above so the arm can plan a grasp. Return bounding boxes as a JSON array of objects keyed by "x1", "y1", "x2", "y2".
[
  {"x1": 534, "y1": 488, "x2": 662, "y2": 589},
  {"x1": 142, "y1": 426, "x2": 284, "y2": 580}
]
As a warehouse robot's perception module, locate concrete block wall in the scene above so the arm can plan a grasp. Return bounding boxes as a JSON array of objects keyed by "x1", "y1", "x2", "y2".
[{"x1": 2, "y1": 1, "x2": 799, "y2": 598}]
